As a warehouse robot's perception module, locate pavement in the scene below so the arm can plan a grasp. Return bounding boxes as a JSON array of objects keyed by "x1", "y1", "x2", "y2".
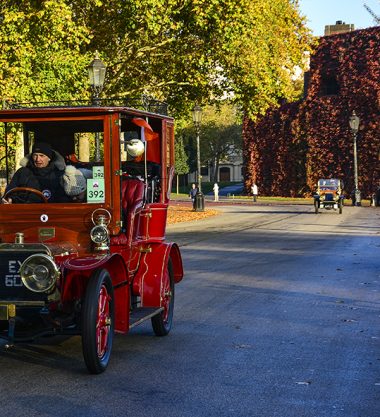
[{"x1": 170, "y1": 194, "x2": 313, "y2": 207}]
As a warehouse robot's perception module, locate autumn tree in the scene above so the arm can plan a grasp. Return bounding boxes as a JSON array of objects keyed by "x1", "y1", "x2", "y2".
[
  {"x1": 0, "y1": 0, "x2": 312, "y2": 117},
  {"x1": 0, "y1": 0, "x2": 90, "y2": 103},
  {"x1": 0, "y1": 1, "x2": 312, "y2": 172},
  {"x1": 0, "y1": 0, "x2": 91, "y2": 168},
  {"x1": 70, "y1": 0, "x2": 312, "y2": 117}
]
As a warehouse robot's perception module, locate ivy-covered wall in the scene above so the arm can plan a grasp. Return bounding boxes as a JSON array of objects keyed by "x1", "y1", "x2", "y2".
[{"x1": 243, "y1": 26, "x2": 380, "y2": 198}]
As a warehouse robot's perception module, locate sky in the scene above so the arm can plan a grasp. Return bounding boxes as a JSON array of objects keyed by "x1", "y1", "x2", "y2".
[{"x1": 298, "y1": 0, "x2": 379, "y2": 36}]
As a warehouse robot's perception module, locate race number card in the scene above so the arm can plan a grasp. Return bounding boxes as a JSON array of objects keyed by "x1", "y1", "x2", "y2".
[
  {"x1": 87, "y1": 166, "x2": 105, "y2": 203},
  {"x1": 93, "y1": 166, "x2": 104, "y2": 180}
]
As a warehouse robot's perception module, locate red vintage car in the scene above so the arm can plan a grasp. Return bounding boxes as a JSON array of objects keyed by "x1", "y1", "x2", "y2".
[{"x1": 0, "y1": 100, "x2": 183, "y2": 373}]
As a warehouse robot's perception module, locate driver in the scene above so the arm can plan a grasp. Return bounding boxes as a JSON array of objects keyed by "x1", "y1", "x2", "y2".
[{"x1": 2, "y1": 142, "x2": 69, "y2": 203}]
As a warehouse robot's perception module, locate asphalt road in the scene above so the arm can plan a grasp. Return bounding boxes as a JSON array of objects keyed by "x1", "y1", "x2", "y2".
[{"x1": 0, "y1": 203, "x2": 379, "y2": 417}]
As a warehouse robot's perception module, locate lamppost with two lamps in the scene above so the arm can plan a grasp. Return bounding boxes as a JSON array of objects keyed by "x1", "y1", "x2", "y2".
[
  {"x1": 348, "y1": 110, "x2": 361, "y2": 206},
  {"x1": 192, "y1": 105, "x2": 205, "y2": 212}
]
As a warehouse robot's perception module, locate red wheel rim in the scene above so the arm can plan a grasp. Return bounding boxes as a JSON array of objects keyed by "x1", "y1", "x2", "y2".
[
  {"x1": 161, "y1": 270, "x2": 172, "y2": 322},
  {"x1": 96, "y1": 284, "x2": 111, "y2": 358}
]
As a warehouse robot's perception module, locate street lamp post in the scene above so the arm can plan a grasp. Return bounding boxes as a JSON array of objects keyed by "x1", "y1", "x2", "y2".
[
  {"x1": 88, "y1": 51, "x2": 107, "y2": 105},
  {"x1": 88, "y1": 51, "x2": 107, "y2": 161},
  {"x1": 192, "y1": 105, "x2": 205, "y2": 212},
  {"x1": 349, "y1": 110, "x2": 361, "y2": 206}
]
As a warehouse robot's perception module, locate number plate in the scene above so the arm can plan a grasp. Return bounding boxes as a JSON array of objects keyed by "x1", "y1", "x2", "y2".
[{"x1": 0, "y1": 251, "x2": 46, "y2": 301}]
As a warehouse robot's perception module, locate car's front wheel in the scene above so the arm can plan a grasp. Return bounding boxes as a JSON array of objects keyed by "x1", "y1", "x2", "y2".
[{"x1": 82, "y1": 269, "x2": 114, "y2": 374}]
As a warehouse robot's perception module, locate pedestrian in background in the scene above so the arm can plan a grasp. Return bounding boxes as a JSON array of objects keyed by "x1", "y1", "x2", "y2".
[
  {"x1": 189, "y1": 183, "x2": 198, "y2": 209},
  {"x1": 213, "y1": 182, "x2": 219, "y2": 202},
  {"x1": 251, "y1": 182, "x2": 258, "y2": 202}
]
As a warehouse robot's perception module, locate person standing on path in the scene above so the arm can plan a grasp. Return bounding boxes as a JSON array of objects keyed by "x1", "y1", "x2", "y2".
[
  {"x1": 213, "y1": 182, "x2": 219, "y2": 202},
  {"x1": 189, "y1": 183, "x2": 198, "y2": 209},
  {"x1": 251, "y1": 182, "x2": 258, "y2": 202}
]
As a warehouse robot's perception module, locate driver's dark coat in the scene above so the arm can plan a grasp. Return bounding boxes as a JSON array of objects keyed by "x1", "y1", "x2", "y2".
[{"x1": 6, "y1": 151, "x2": 69, "y2": 203}]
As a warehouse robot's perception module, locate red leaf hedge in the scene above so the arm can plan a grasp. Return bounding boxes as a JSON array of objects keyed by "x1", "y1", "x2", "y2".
[{"x1": 243, "y1": 26, "x2": 380, "y2": 198}]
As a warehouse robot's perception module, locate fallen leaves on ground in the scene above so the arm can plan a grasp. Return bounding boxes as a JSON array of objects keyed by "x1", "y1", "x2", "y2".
[{"x1": 167, "y1": 205, "x2": 219, "y2": 224}]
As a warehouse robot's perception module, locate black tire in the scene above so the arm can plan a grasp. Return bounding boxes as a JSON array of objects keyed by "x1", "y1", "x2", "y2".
[
  {"x1": 151, "y1": 261, "x2": 174, "y2": 336},
  {"x1": 82, "y1": 269, "x2": 114, "y2": 374}
]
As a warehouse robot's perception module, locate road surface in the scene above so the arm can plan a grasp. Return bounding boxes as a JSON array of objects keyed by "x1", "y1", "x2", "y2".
[{"x1": 0, "y1": 203, "x2": 379, "y2": 417}]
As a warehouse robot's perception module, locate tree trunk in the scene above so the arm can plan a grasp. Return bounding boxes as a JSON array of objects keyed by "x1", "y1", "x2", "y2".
[{"x1": 213, "y1": 156, "x2": 220, "y2": 183}]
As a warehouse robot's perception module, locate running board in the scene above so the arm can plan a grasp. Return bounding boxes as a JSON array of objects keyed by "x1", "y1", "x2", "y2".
[{"x1": 129, "y1": 307, "x2": 164, "y2": 329}]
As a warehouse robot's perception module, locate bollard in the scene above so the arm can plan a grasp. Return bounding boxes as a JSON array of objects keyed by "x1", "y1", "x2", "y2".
[{"x1": 194, "y1": 191, "x2": 205, "y2": 212}]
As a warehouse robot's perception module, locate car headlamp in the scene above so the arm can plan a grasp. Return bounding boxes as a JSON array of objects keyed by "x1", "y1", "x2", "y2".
[
  {"x1": 90, "y1": 225, "x2": 109, "y2": 244},
  {"x1": 20, "y1": 254, "x2": 60, "y2": 293},
  {"x1": 90, "y1": 212, "x2": 110, "y2": 251}
]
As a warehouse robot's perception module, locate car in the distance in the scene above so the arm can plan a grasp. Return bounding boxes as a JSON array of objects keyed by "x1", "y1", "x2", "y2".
[{"x1": 313, "y1": 178, "x2": 344, "y2": 214}]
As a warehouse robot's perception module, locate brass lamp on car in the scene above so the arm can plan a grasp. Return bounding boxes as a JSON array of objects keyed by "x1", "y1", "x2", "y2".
[
  {"x1": 20, "y1": 254, "x2": 60, "y2": 293},
  {"x1": 90, "y1": 214, "x2": 110, "y2": 251}
]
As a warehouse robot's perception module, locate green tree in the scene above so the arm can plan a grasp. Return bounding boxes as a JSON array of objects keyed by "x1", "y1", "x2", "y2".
[
  {"x1": 199, "y1": 105, "x2": 242, "y2": 183},
  {"x1": 0, "y1": 0, "x2": 90, "y2": 103},
  {"x1": 179, "y1": 103, "x2": 242, "y2": 183},
  {"x1": 71, "y1": 0, "x2": 312, "y2": 117},
  {"x1": 174, "y1": 134, "x2": 189, "y2": 194},
  {"x1": 0, "y1": 0, "x2": 312, "y2": 118},
  {"x1": 0, "y1": 0, "x2": 92, "y2": 168}
]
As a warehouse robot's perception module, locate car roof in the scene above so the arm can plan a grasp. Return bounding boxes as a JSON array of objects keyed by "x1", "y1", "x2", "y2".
[{"x1": 0, "y1": 105, "x2": 173, "y2": 121}]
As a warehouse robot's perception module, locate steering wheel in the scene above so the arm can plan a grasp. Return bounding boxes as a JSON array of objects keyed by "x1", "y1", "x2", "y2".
[{"x1": 3, "y1": 187, "x2": 48, "y2": 204}]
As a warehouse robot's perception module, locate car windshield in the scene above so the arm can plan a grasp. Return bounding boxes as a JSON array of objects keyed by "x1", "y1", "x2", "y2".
[
  {"x1": 318, "y1": 179, "x2": 340, "y2": 189},
  {"x1": 1, "y1": 119, "x2": 106, "y2": 204}
]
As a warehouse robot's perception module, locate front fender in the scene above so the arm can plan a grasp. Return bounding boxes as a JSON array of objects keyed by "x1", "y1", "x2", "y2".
[
  {"x1": 61, "y1": 253, "x2": 128, "y2": 301},
  {"x1": 61, "y1": 253, "x2": 130, "y2": 333}
]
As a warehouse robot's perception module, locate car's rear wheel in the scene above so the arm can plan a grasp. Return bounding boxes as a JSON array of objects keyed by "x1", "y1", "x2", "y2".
[
  {"x1": 82, "y1": 269, "x2": 114, "y2": 374},
  {"x1": 151, "y1": 261, "x2": 174, "y2": 336}
]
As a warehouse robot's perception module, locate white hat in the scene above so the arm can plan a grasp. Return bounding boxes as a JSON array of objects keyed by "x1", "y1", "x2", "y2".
[{"x1": 61, "y1": 165, "x2": 87, "y2": 196}]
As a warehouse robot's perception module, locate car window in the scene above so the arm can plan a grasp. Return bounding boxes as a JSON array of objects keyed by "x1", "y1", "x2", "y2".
[{"x1": 2, "y1": 119, "x2": 106, "y2": 204}]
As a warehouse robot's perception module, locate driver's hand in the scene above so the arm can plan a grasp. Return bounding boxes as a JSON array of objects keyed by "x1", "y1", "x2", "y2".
[{"x1": 2, "y1": 197, "x2": 12, "y2": 204}]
